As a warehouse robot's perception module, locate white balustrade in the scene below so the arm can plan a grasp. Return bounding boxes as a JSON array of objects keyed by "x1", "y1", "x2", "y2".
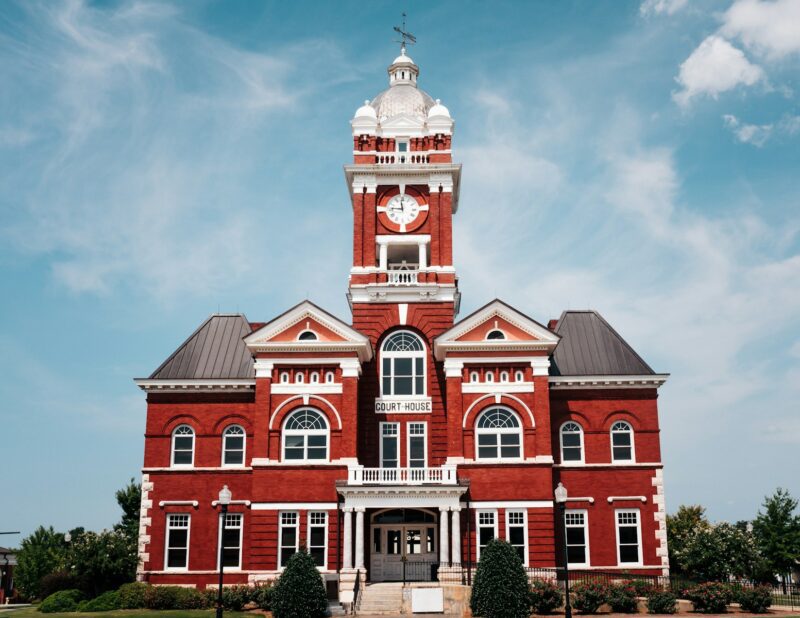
[
  {"x1": 387, "y1": 269, "x2": 419, "y2": 285},
  {"x1": 349, "y1": 465, "x2": 457, "y2": 486}
]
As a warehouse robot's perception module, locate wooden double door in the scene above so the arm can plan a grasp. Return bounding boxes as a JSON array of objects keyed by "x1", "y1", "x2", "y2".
[{"x1": 369, "y1": 509, "x2": 439, "y2": 582}]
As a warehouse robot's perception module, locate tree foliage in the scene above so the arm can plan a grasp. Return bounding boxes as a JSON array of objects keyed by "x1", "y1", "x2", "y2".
[
  {"x1": 114, "y1": 478, "x2": 141, "y2": 544},
  {"x1": 270, "y1": 548, "x2": 328, "y2": 618},
  {"x1": 470, "y1": 539, "x2": 531, "y2": 618},
  {"x1": 14, "y1": 526, "x2": 68, "y2": 599},
  {"x1": 666, "y1": 505, "x2": 708, "y2": 575},
  {"x1": 752, "y1": 488, "x2": 800, "y2": 580}
]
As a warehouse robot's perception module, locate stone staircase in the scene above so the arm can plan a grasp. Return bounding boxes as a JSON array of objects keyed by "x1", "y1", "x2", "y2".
[
  {"x1": 357, "y1": 582, "x2": 404, "y2": 615},
  {"x1": 328, "y1": 599, "x2": 347, "y2": 616}
]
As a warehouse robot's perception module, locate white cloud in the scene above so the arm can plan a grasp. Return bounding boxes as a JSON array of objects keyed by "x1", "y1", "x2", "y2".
[
  {"x1": 640, "y1": 0, "x2": 688, "y2": 16},
  {"x1": 721, "y1": 0, "x2": 800, "y2": 61},
  {"x1": 723, "y1": 114, "x2": 773, "y2": 146},
  {"x1": 779, "y1": 114, "x2": 800, "y2": 135},
  {"x1": 673, "y1": 35, "x2": 764, "y2": 107}
]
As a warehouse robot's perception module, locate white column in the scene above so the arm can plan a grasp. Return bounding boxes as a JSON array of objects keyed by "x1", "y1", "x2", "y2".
[
  {"x1": 439, "y1": 507, "x2": 450, "y2": 565},
  {"x1": 342, "y1": 508, "x2": 353, "y2": 569},
  {"x1": 451, "y1": 507, "x2": 462, "y2": 566},
  {"x1": 355, "y1": 508, "x2": 365, "y2": 570},
  {"x1": 418, "y1": 241, "x2": 427, "y2": 270},
  {"x1": 379, "y1": 242, "x2": 388, "y2": 270}
]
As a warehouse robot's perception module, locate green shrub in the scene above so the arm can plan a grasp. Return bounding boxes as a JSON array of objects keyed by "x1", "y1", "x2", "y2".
[
  {"x1": 684, "y1": 582, "x2": 732, "y2": 613},
  {"x1": 608, "y1": 581, "x2": 640, "y2": 613},
  {"x1": 647, "y1": 590, "x2": 677, "y2": 614},
  {"x1": 737, "y1": 586, "x2": 772, "y2": 613},
  {"x1": 174, "y1": 587, "x2": 210, "y2": 609},
  {"x1": 79, "y1": 590, "x2": 121, "y2": 612},
  {"x1": 571, "y1": 579, "x2": 610, "y2": 614},
  {"x1": 271, "y1": 549, "x2": 328, "y2": 618},
  {"x1": 143, "y1": 585, "x2": 180, "y2": 610},
  {"x1": 38, "y1": 572, "x2": 80, "y2": 600},
  {"x1": 529, "y1": 578, "x2": 563, "y2": 614},
  {"x1": 470, "y1": 540, "x2": 531, "y2": 618},
  {"x1": 251, "y1": 583, "x2": 273, "y2": 611},
  {"x1": 628, "y1": 578, "x2": 657, "y2": 596},
  {"x1": 39, "y1": 589, "x2": 84, "y2": 613},
  {"x1": 117, "y1": 582, "x2": 148, "y2": 609},
  {"x1": 221, "y1": 584, "x2": 254, "y2": 611}
]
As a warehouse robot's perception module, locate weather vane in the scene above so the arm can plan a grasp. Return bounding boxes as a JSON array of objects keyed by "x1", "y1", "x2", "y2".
[{"x1": 393, "y1": 12, "x2": 416, "y2": 54}]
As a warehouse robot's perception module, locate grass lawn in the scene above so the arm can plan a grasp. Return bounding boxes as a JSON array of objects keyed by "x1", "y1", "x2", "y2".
[{"x1": 0, "y1": 610, "x2": 252, "y2": 618}]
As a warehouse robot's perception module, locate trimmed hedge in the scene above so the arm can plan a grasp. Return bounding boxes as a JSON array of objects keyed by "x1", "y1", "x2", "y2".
[
  {"x1": 737, "y1": 586, "x2": 772, "y2": 614},
  {"x1": 117, "y1": 582, "x2": 148, "y2": 609},
  {"x1": 571, "y1": 579, "x2": 610, "y2": 614},
  {"x1": 647, "y1": 590, "x2": 677, "y2": 614},
  {"x1": 39, "y1": 589, "x2": 84, "y2": 613},
  {"x1": 608, "y1": 581, "x2": 639, "y2": 613},
  {"x1": 271, "y1": 549, "x2": 328, "y2": 618},
  {"x1": 529, "y1": 578, "x2": 563, "y2": 615},
  {"x1": 684, "y1": 582, "x2": 733, "y2": 614},
  {"x1": 77, "y1": 590, "x2": 120, "y2": 612},
  {"x1": 470, "y1": 540, "x2": 531, "y2": 618}
]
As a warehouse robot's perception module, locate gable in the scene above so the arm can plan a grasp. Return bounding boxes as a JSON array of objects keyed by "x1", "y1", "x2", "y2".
[
  {"x1": 265, "y1": 317, "x2": 347, "y2": 343},
  {"x1": 455, "y1": 315, "x2": 540, "y2": 342}
]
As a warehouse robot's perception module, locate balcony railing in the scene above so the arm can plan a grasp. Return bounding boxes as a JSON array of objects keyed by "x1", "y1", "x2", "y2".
[
  {"x1": 348, "y1": 465, "x2": 457, "y2": 485},
  {"x1": 376, "y1": 153, "x2": 431, "y2": 165},
  {"x1": 387, "y1": 269, "x2": 418, "y2": 285}
]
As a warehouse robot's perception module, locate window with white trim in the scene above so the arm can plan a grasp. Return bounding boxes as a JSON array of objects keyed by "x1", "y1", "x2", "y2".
[
  {"x1": 616, "y1": 510, "x2": 641, "y2": 565},
  {"x1": 560, "y1": 422, "x2": 584, "y2": 463},
  {"x1": 515, "y1": 370, "x2": 524, "y2": 382},
  {"x1": 470, "y1": 371, "x2": 479, "y2": 383},
  {"x1": 220, "y1": 512, "x2": 243, "y2": 569},
  {"x1": 171, "y1": 425, "x2": 194, "y2": 467},
  {"x1": 475, "y1": 407, "x2": 522, "y2": 460},
  {"x1": 295, "y1": 372, "x2": 304, "y2": 384},
  {"x1": 611, "y1": 421, "x2": 634, "y2": 462},
  {"x1": 310, "y1": 371, "x2": 319, "y2": 383},
  {"x1": 279, "y1": 512, "x2": 299, "y2": 567},
  {"x1": 298, "y1": 330, "x2": 317, "y2": 341},
  {"x1": 280, "y1": 372, "x2": 289, "y2": 383},
  {"x1": 325, "y1": 371, "x2": 335, "y2": 383},
  {"x1": 477, "y1": 511, "x2": 497, "y2": 560},
  {"x1": 283, "y1": 408, "x2": 328, "y2": 461},
  {"x1": 486, "y1": 371, "x2": 494, "y2": 383},
  {"x1": 222, "y1": 425, "x2": 245, "y2": 466},
  {"x1": 165, "y1": 513, "x2": 190, "y2": 570},
  {"x1": 565, "y1": 510, "x2": 589, "y2": 567},
  {"x1": 381, "y1": 331, "x2": 426, "y2": 396},
  {"x1": 486, "y1": 329, "x2": 506, "y2": 340},
  {"x1": 500, "y1": 371, "x2": 509, "y2": 383},
  {"x1": 506, "y1": 510, "x2": 528, "y2": 565},
  {"x1": 408, "y1": 422, "x2": 426, "y2": 468},
  {"x1": 380, "y1": 423, "x2": 399, "y2": 468},
  {"x1": 308, "y1": 511, "x2": 327, "y2": 568}
]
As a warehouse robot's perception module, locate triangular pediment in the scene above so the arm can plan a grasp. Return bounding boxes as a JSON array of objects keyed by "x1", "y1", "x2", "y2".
[
  {"x1": 434, "y1": 299, "x2": 560, "y2": 360},
  {"x1": 379, "y1": 113, "x2": 426, "y2": 131},
  {"x1": 244, "y1": 301, "x2": 372, "y2": 361}
]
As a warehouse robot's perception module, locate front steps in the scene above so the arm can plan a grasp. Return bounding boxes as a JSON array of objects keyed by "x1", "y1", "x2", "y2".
[{"x1": 357, "y1": 582, "x2": 404, "y2": 615}]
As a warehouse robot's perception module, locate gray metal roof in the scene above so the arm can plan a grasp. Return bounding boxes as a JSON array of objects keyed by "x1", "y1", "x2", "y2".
[
  {"x1": 550, "y1": 311, "x2": 655, "y2": 376},
  {"x1": 149, "y1": 314, "x2": 254, "y2": 380}
]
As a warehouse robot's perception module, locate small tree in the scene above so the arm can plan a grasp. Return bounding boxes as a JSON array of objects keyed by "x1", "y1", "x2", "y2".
[
  {"x1": 667, "y1": 505, "x2": 708, "y2": 576},
  {"x1": 752, "y1": 488, "x2": 800, "y2": 590},
  {"x1": 14, "y1": 526, "x2": 68, "y2": 599},
  {"x1": 674, "y1": 521, "x2": 760, "y2": 581},
  {"x1": 271, "y1": 549, "x2": 328, "y2": 618},
  {"x1": 114, "y1": 478, "x2": 142, "y2": 545},
  {"x1": 470, "y1": 539, "x2": 530, "y2": 618}
]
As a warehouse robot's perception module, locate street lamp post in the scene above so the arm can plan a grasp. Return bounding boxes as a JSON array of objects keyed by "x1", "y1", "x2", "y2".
[
  {"x1": 216, "y1": 485, "x2": 232, "y2": 618},
  {"x1": 554, "y1": 483, "x2": 572, "y2": 618}
]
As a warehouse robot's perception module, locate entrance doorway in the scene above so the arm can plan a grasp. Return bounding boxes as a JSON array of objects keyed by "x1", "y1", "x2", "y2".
[{"x1": 370, "y1": 508, "x2": 438, "y2": 582}]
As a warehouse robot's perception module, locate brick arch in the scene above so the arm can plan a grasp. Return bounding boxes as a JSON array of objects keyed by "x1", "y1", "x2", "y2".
[
  {"x1": 602, "y1": 410, "x2": 639, "y2": 431},
  {"x1": 268, "y1": 395, "x2": 342, "y2": 430},
  {"x1": 162, "y1": 414, "x2": 201, "y2": 434},
  {"x1": 377, "y1": 324, "x2": 430, "y2": 350},
  {"x1": 213, "y1": 414, "x2": 253, "y2": 434},
  {"x1": 462, "y1": 394, "x2": 535, "y2": 429},
  {"x1": 559, "y1": 410, "x2": 591, "y2": 431}
]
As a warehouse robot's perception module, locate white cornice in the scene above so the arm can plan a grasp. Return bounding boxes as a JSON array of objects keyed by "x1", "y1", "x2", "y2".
[
  {"x1": 270, "y1": 383, "x2": 343, "y2": 395},
  {"x1": 344, "y1": 164, "x2": 462, "y2": 212},
  {"x1": 461, "y1": 382, "x2": 534, "y2": 394},
  {"x1": 134, "y1": 379, "x2": 255, "y2": 392},
  {"x1": 347, "y1": 284, "x2": 459, "y2": 306},
  {"x1": 549, "y1": 375, "x2": 669, "y2": 389},
  {"x1": 247, "y1": 341, "x2": 371, "y2": 363}
]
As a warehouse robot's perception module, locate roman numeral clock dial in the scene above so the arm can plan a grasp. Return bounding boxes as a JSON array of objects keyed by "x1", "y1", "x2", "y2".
[{"x1": 377, "y1": 189, "x2": 429, "y2": 233}]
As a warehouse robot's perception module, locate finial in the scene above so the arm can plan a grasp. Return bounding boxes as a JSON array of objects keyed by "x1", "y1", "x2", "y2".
[
  {"x1": 364, "y1": 100, "x2": 370, "y2": 105},
  {"x1": 393, "y1": 12, "x2": 417, "y2": 54},
  {"x1": 436, "y1": 99, "x2": 441, "y2": 104}
]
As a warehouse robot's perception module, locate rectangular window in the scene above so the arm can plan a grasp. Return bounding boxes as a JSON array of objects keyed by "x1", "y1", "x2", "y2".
[
  {"x1": 476, "y1": 510, "x2": 497, "y2": 561},
  {"x1": 165, "y1": 514, "x2": 190, "y2": 570},
  {"x1": 381, "y1": 423, "x2": 399, "y2": 468},
  {"x1": 279, "y1": 512, "x2": 299, "y2": 568},
  {"x1": 616, "y1": 510, "x2": 641, "y2": 565},
  {"x1": 394, "y1": 357, "x2": 413, "y2": 395},
  {"x1": 408, "y1": 422, "x2": 426, "y2": 468},
  {"x1": 506, "y1": 510, "x2": 528, "y2": 566},
  {"x1": 426, "y1": 527, "x2": 435, "y2": 553},
  {"x1": 219, "y1": 513, "x2": 242, "y2": 569},
  {"x1": 308, "y1": 512, "x2": 327, "y2": 568},
  {"x1": 565, "y1": 510, "x2": 589, "y2": 567},
  {"x1": 387, "y1": 530, "x2": 402, "y2": 555},
  {"x1": 373, "y1": 528, "x2": 382, "y2": 553},
  {"x1": 406, "y1": 529, "x2": 421, "y2": 555}
]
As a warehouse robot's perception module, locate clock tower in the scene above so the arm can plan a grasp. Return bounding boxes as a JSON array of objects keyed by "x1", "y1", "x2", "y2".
[{"x1": 345, "y1": 47, "x2": 461, "y2": 330}]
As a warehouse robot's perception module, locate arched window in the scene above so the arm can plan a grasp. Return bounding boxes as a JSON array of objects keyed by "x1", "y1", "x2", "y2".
[
  {"x1": 500, "y1": 371, "x2": 509, "y2": 383},
  {"x1": 280, "y1": 372, "x2": 289, "y2": 384},
  {"x1": 560, "y1": 422, "x2": 584, "y2": 463},
  {"x1": 283, "y1": 408, "x2": 328, "y2": 461},
  {"x1": 515, "y1": 370, "x2": 524, "y2": 382},
  {"x1": 295, "y1": 372, "x2": 304, "y2": 384},
  {"x1": 171, "y1": 425, "x2": 194, "y2": 466},
  {"x1": 310, "y1": 372, "x2": 319, "y2": 384},
  {"x1": 611, "y1": 421, "x2": 634, "y2": 462},
  {"x1": 222, "y1": 425, "x2": 245, "y2": 466},
  {"x1": 475, "y1": 407, "x2": 522, "y2": 460},
  {"x1": 470, "y1": 371, "x2": 479, "y2": 383},
  {"x1": 381, "y1": 331, "x2": 426, "y2": 396},
  {"x1": 298, "y1": 330, "x2": 317, "y2": 341},
  {"x1": 486, "y1": 372, "x2": 494, "y2": 383},
  {"x1": 325, "y1": 371, "x2": 335, "y2": 384},
  {"x1": 486, "y1": 329, "x2": 506, "y2": 340}
]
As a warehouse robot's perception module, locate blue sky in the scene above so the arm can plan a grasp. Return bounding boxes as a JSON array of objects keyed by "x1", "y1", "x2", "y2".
[{"x1": 1, "y1": 0, "x2": 799, "y2": 541}]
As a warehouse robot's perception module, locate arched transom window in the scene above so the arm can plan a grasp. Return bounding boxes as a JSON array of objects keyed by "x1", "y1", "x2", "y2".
[
  {"x1": 560, "y1": 421, "x2": 584, "y2": 463},
  {"x1": 381, "y1": 331, "x2": 426, "y2": 397},
  {"x1": 611, "y1": 421, "x2": 634, "y2": 462},
  {"x1": 283, "y1": 408, "x2": 328, "y2": 461},
  {"x1": 171, "y1": 425, "x2": 194, "y2": 466},
  {"x1": 222, "y1": 425, "x2": 245, "y2": 466},
  {"x1": 475, "y1": 407, "x2": 522, "y2": 460}
]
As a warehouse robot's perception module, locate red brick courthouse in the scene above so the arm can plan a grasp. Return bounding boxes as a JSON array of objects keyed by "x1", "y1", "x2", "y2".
[{"x1": 135, "y1": 47, "x2": 670, "y2": 601}]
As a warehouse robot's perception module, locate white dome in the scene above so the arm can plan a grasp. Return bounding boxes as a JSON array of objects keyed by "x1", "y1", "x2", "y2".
[
  {"x1": 354, "y1": 100, "x2": 377, "y2": 119},
  {"x1": 371, "y1": 85, "x2": 435, "y2": 122},
  {"x1": 392, "y1": 51, "x2": 415, "y2": 65},
  {"x1": 428, "y1": 99, "x2": 450, "y2": 118}
]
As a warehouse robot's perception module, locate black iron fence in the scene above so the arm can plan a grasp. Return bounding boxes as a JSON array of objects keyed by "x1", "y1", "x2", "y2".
[{"x1": 402, "y1": 560, "x2": 439, "y2": 583}]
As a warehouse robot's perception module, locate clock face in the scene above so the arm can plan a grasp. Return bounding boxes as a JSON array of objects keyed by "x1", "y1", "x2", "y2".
[{"x1": 377, "y1": 190, "x2": 429, "y2": 233}]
